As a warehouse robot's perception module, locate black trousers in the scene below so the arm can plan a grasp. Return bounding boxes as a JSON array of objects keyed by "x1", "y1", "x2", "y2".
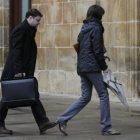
[{"x1": 0, "y1": 99, "x2": 49, "y2": 127}]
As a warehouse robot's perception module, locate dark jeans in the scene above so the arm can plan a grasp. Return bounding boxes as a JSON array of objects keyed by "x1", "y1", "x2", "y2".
[
  {"x1": 0, "y1": 100, "x2": 49, "y2": 127},
  {"x1": 58, "y1": 73, "x2": 112, "y2": 132}
]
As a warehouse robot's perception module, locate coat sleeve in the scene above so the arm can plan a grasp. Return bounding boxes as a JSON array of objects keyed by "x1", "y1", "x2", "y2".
[
  {"x1": 11, "y1": 30, "x2": 25, "y2": 75},
  {"x1": 91, "y1": 26, "x2": 108, "y2": 71}
]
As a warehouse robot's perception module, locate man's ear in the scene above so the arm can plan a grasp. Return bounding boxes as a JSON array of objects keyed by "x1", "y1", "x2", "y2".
[{"x1": 28, "y1": 16, "x2": 33, "y2": 21}]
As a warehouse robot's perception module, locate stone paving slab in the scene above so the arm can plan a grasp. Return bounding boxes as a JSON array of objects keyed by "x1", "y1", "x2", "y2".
[{"x1": 0, "y1": 94, "x2": 140, "y2": 140}]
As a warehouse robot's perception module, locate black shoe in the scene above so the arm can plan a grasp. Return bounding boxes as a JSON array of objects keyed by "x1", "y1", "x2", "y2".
[
  {"x1": 55, "y1": 120, "x2": 68, "y2": 136},
  {"x1": 102, "y1": 128, "x2": 121, "y2": 135},
  {"x1": 0, "y1": 126, "x2": 13, "y2": 134},
  {"x1": 39, "y1": 121, "x2": 57, "y2": 134}
]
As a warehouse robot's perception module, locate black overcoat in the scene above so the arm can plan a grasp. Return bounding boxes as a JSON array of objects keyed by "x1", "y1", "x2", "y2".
[{"x1": 1, "y1": 19, "x2": 37, "y2": 81}]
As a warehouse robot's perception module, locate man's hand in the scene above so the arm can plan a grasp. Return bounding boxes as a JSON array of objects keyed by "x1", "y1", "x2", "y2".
[{"x1": 14, "y1": 73, "x2": 26, "y2": 78}]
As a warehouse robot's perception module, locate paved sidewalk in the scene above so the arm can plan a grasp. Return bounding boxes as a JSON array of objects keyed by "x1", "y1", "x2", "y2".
[{"x1": 0, "y1": 94, "x2": 140, "y2": 140}]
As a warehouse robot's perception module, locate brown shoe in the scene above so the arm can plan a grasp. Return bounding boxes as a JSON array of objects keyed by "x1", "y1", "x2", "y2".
[
  {"x1": 39, "y1": 121, "x2": 57, "y2": 134},
  {"x1": 0, "y1": 126, "x2": 13, "y2": 134}
]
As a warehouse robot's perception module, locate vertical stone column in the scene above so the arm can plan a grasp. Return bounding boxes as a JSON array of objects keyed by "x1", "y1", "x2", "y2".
[
  {"x1": 0, "y1": 0, "x2": 9, "y2": 94},
  {"x1": 101, "y1": 0, "x2": 140, "y2": 100},
  {"x1": 0, "y1": 0, "x2": 9, "y2": 69}
]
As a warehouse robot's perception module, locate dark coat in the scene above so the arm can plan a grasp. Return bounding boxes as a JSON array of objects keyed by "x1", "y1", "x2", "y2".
[
  {"x1": 1, "y1": 19, "x2": 37, "y2": 81},
  {"x1": 77, "y1": 17, "x2": 108, "y2": 74}
]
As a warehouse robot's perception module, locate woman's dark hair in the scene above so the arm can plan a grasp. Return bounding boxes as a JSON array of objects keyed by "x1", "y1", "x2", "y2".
[
  {"x1": 26, "y1": 8, "x2": 43, "y2": 18},
  {"x1": 83, "y1": 5, "x2": 105, "y2": 23}
]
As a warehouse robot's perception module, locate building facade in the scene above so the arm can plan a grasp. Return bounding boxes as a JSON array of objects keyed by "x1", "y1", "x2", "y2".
[{"x1": 0, "y1": 0, "x2": 140, "y2": 101}]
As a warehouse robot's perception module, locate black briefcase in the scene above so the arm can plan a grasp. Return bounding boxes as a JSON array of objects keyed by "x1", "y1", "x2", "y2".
[{"x1": 1, "y1": 77, "x2": 39, "y2": 108}]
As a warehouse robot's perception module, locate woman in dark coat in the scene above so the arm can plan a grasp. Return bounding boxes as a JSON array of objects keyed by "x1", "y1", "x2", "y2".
[
  {"x1": 56, "y1": 5, "x2": 120, "y2": 136},
  {"x1": 0, "y1": 9, "x2": 56, "y2": 134}
]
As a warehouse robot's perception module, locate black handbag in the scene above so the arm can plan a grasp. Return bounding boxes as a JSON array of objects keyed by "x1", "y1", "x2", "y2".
[{"x1": 1, "y1": 77, "x2": 39, "y2": 108}]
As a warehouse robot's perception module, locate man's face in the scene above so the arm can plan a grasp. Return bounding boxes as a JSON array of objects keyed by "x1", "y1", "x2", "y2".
[{"x1": 29, "y1": 16, "x2": 41, "y2": 28}]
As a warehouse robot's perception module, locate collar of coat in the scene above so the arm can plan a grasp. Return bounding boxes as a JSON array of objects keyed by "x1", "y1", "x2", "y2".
[
  {"x1": 23, "y1": 19, "x2": 37, "y2": 38},
  {"x1": 90, "y1": 17, "x2": 104, "y2": 33}
]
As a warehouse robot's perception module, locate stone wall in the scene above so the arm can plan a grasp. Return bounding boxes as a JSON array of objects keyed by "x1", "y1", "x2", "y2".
[
  {"x1": 0, "y1": 0, "x2": 9, "y2": 94},
  {"x1": 32, "y1": 0, "x2": 140, "y2": 100},
  {"x1": 0, "y1": 0, "x2": 140, "y2": 100},
  {"x1": 101, "y1": 0, "x2": 140, "y2": 100}
]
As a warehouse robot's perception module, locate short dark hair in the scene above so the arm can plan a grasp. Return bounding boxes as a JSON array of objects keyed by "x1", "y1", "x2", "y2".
[
  {"x1": 83, "y1": 5, "x2": 105, "y2": 23},
  {"x1": 26, "y1": 8, "x2": 43, "y2": 18}
]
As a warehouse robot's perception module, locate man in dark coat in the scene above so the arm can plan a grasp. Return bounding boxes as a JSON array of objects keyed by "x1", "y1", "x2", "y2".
[{"x1": 0, "y1": 9, "x2": 56, "y2": 134}]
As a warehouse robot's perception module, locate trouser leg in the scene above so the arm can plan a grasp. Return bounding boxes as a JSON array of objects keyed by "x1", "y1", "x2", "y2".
[
  {"x1": 85, "y1": 73, "x2": 112, "y2": 131},
  {"x1": 58, "y1": 75, "x2": 92, "y2": 124},
  {"x1": 0, "y1": 99, "x2": 49, "y2": 127},
  {"x1": 0, "y1": 101, "x2": 8, "y2": 127},
  {"x1": 31, "y1": 100, "x2": 49, "y2": 126}
]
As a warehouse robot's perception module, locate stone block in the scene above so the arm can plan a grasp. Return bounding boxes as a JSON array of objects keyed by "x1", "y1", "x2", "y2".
[
  {"x1": 35, "y1": 31, "x2": 40, "y2": 47},
  {"x1": 38, "y1": 5, "x2": 47, "y2": 32},
  {"x1": 129, "y1": 47, "x2": 140, "y2": 72},
  {"x1": 125, "y1": 23, "x2": 132, "y2": 47},
  {"x1": 54, "y1": 0, "x2": 68, "y2": 2},
  {"x1": 137, "y1": 0, "x2": 140, "y2": 20},
  {"x1": 66, "y1": 71, "x2": 81, "y2": 95},
  {"x1": 107, "y1": 47, "x2": 117, "y2": 72},
  {"x1": 0, "y1": 47, "x2": 7, "y2": 67},
  {"x1": 103, "y1": 23, "x2": 110, "y2": 47},
  {"x1": 58, "y1": 48, "x2": 77, "y2": 71},
  {"x1": 130, "y1": 72, "x2": 139, "y2": 98},
  {"x1": 125, "y1": 47, "x2": 131, "y2": 71},
  {"x1": 109, "y1": 23, "x2": 126, "y2": 47},
  {"x1": 3, "y1": 0, "x2": 9, "y2": 8},
  {"x1": 71, "y1": 24, "x2": 82, "y2": 46},
  {"x1": 117, "y1": 48, "x2": 126, "y2": 72},
  {"x1": 39, "y1": 3, "x2": 62, "y2": 24},
  {"x1": 0, "y1": 0, "x2": 2, "y2": 7},
  {"x1": 63, "y1": 2, "x2": 76, "y2": 23},
  {"x1": 137, "y1": 72, "x2": 140, "y2": 98},
  {"x1": 130, "y1": 47, "x2": 137, "y2": 71},
  {"x1": 70, "y1": 0, "x2": 82, "y2": 1},
  {"x1": 38, "y1": 71, "x2": 51, "y2": 92},
  {"x1": 137, "y1": 22, "x2": 140, "y2": 46},
  {"x1": 100, "y1": 0, "x2": 109, "y2": 22},
  {"x1": 0, "y1": 27, "x2": 3, "y2": 47},
  {"x1": 37, "y1": 48, "x2": 46, "y2": 70},
  {"x1": 114, "y1": 72, "x2": 130, "y2": 98},
  {"x1": 50, "y1": 71, "x2": 66, "y2": 94},
  {"x1": 32, "y1": 0, "x2": 40, "y2": 4},
  {"x1": 34, "y1": 70, "x2": 38, "y2": 80},
  {"x1": 125, "y1": 22, "x2": 137, "y2": 47},
  {"x1": 40, "y1": 25, "x2": 55, "y2": 47},
  {"x1": 4, "y1": 27, "x2": 9, "y2": 47},
  {"x1": 4, "y1": 8, "x2": 9, "y2": 26},
  {"x1": 32, "y1": 5, "x2": 39, "y2": 10},
  {"x1": 40, "y1": 0, "x2": 54, "y2": 3},
  {"x1": 46, "y1": 48, "x2": 57, "y2": 70},
  {"x1": 136, "y1": 48, "x2": 140, "y2": 71},
  {"x1": 126, "y1": 0, "x2": 137, "y2": 21},
  {"x1": 0, "y1": 8, "x2": 4, "y2": 26},
  {"x1": 77, "y1": 1, "x2": 96, "y2": 23},
  {"x1": 101, "y1": 0, "x2": 125, "y2": 22},
  {"x1": 38, "y1": 15, "x2": 45, "y2": 32},
  {"x1": 55, "y1": 25, "x2": 70, "y2": 47}
]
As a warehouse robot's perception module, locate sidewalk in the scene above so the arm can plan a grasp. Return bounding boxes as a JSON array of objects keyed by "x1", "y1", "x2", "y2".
[{"x1": 1, "y1": 94, "x2": 140, "y2": 140}]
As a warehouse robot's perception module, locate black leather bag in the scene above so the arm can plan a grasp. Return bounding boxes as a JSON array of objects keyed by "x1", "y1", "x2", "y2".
[{"x1": 1, "y1": 77, "x2": 39, "y2": 108}]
